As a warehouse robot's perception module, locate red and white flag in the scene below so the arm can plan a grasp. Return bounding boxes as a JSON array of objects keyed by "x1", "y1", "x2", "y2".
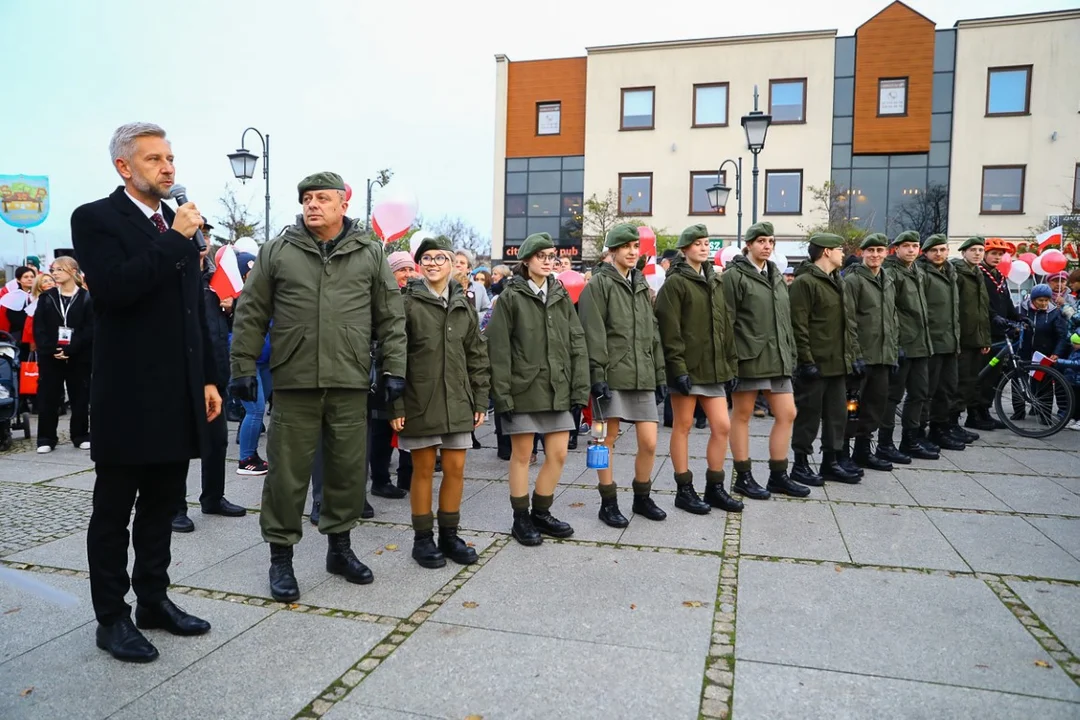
[
  {"x1": 1030, "y1": 351, "x2": 1055, "y2": 382},
  {"x1": 1036, "y1": 226, "x2": 1063, "y2": 252},
  {"x1": 210, "y1": 245, "x2": 244, "y2": 300}
]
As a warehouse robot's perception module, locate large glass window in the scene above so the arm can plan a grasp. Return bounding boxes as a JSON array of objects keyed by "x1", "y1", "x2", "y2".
[
  {"x1": 887, "y1": 168, "x2": 927, "y2": 224},
  {"x1": 764, "y1": 170, "x2": 802, "y2": 214},
  {"x1": 562, "y1": 194, "x2": 583, "y2": 218},
  {"x1": 693, "y1": 83, "x2": 729, "y2": 127},
  {"x1": 850, "y1": 168, "x2": 888, "y2": 232},
  {"x1": 528, "y1": 157, "x2": 560, "y2": 171},
  {"x1": 986, "y1": 66, "x2": 1032, "y2": 116},
  {"x1": 527, "y1": 217, "x2": 561, "y2": 238},
  {"x1": 504, "y1": 156, "x2": 585, "y2": 250},
  {"x1": 832, "y1": 144, "x2": 852, "y2": 169},
  {"x1": 619, "y1": 173, "x2": 653, "y2": 215},
  {"x1": 528, "y1": 171, "x2": 561, "y2": 194},
  {"x1": 527, "y1": 194, "x2": 560, "y2": 217},
  {"x1": 932, "y1": 73, "x2": 953, "y2": 114},
  {"x1": 505, "y1": 195, "x2": 526, "y2": 217},
  {"x1": 506, "y1": 172, "x2": 527, "y2": 194},
  {"x1": 621, "y1": 88, "x2": 655, "y2": 130},
  {"x1": 561, "y1": 170, "x2": 584, "y2": 193},
  {"x1": 505, "y1": 218, "x2": 527, "y2": 242},
  {"x1": 981, "y1": 166, "x2": 1025, "y2": 214},
  {"x1": 933, "y1": 30, "x2": 955, "y2": 73},
  {"x1": 689, "y1": 171, "x2": 726, "y2": 215},
  {"x1": 929, "y1": 142, "x2": 950, "y2": 168},
  {"x1": 769, "y1": 79, "x2": 806, "y2": 123},
  {"x1": 537, "y1": 102, "x2": 561, "y2": 136},
  {"x1": 930, "y1": 114, "x2": 951, "y2": 143},
  {"x1": 507, "y1": 158, "x2": 528, "y2": 172},
  {"x1": 833, "y1": 78, "x2": 854, "y2": 118},
  {"x1": 835, "y1": 36, "x2": 855, "y2": 78}
]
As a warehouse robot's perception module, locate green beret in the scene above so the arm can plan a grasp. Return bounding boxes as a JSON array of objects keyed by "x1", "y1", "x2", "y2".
[
  {"x1": 677, "y1": 224, "x2": 709, "y2": 249},
  {"x1": 605, "y1": 223, "x2": 640, "y2": 250},
  {"x1": 413, "y1": 235, "x2": 454, "y2": 264},
  {"x1": 517, "y1": 232, "x2": 554, "y2": 261},
  {"x1": 744, "y1": 222, "x2": 775, "y2": 243},
  {"x1": 958, "y1": 236, "x2": 985, "y2": 251},
  {"x1": 890, "y1": 230, "x2": 920, "y2": 247},
  {"x1": 809, "y1": 233, "x2": 844, "y2": 249},
  {"x1": 921, "y1": 233, "x2": 948, "y2": 251},
  {"x1": 297, "y1": 171, "x2": 346, "y2": 203},
  {"x1": 860, "y1": 233, "x2": 888, "y2": 250}
]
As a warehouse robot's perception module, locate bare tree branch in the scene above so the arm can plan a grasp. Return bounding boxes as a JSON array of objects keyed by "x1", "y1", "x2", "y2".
[{"x1": 215, "y1": 184, "x2": 263, "y2": 244}]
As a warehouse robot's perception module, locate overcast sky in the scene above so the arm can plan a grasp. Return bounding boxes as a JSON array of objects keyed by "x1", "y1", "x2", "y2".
[{"x1": 0, "y1": 0, "x2": 1071, "y2": 259}]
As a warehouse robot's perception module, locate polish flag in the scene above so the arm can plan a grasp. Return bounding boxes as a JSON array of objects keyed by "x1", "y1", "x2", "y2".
[
  {"x1": 210, "y1": 245, "x2": 244, "y2": 300},
  {"x1": 1030, "y1": 351, "x2": 1055, "y2": 382},
  {"x1": 1036, "y1": 226, "x2": 1063, "y2": 252},
  {"x1": 643, "y1": 255, "x2": 666, "y2": 292}
]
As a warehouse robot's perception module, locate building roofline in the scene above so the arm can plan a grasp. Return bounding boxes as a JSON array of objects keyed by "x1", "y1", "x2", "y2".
[
  {"x1": 954, "y1": 8, "x2": 1080, "y2": 29},
  {"x1": 857, "y1": 1, "x2": 935, "y2": 32},
  {"x1": 586, "y1": 28, "x2": 836, "y2": 54},
  {"x1": 495, "y1": 53, "x2": 586, "y2": 64}
]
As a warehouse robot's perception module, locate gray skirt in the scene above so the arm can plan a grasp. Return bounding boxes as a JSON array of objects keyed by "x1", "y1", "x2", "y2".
[
  {"x1": 397, "y1": 432, "x2": 473, "y2": 451},
  {"x1": 598, "y1": 390, "x2": 659, "y2": 423},
  {"x1": 502, "y1": 411, "x2": 576, "y2": 436},
  {"x1": 688, "y1": 383, "x2": 727, "y2": 398},
  {"x1": 733, "y1": 376, "x2": 794, "y2": 394}
]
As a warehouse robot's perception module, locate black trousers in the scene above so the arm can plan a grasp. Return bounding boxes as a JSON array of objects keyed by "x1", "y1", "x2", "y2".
[
  {"x1": 36, "y1": 356, "x2": 90, "y2": 447},
  {"x1": 954, "y1": 348, "x2": 984, "y2": 415},
  {"x1": 369, "y1": 418, "x2": 394, "y2": 486},
  {"x1": 494, "y1": 412, "x2": 511, "y2": 456},
  {"x1": 87, "y1": 461, "x2": 189, "y2": 624},
  {"x1": 196, "y1": 383, "x2": 228, "y2": 508},
  {"x1": 846, "y1": 364, "x2": 890, "y2": 438},
  {"x1": 882, "y1": 356, "x2": 930, "y2": 432},
  {"x1": 792, "y1": 375, "x2": 847, "y2": 454},
  {"x1": 924, "y1": 353, "x2": 959, "y2": 426}
]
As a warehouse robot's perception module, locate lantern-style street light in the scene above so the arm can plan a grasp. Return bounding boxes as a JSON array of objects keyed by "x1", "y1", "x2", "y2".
[
  {"x1": 706, "y1": 158, "x2": 743, "y2": 245},
  {"x1": 226, "y1": 127, "x2": 270, "y2": 243},
  {"x1": 740, "y1": 87, "x2": 772, "y2": 224}
]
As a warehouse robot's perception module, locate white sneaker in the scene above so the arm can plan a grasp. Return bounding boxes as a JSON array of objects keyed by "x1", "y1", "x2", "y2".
[
  {"x1": 1067, "y1": 420, "x2": 1080, "y2": 431},
  {"x1": 36, "y1": 445, "x2": 53, "y2": 454},
  {"x1": 79, "y1": 441, "x2": 91, "y2": 450}
]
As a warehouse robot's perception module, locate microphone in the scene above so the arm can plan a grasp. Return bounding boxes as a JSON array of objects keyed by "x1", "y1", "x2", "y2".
[{"x1": 169, "y1": 185, "x2": 206, "y2": 251}]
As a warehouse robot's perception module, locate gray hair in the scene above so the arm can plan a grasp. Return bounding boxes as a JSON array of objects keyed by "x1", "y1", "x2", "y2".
[
  {"x1": 493, "y1": 264, "x2": 511, "y2": 276},
  {"x1": 455, "y1": 248, "x2": 476, "y2": 269},
  {"x1": 110, "y1": 122, "x2": 167, "y2": 164}
]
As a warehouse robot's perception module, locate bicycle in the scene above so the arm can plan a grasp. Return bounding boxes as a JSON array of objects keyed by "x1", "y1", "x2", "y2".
[{"x1": 977, "y1": 322, "x2": 1074, "y2": 438}]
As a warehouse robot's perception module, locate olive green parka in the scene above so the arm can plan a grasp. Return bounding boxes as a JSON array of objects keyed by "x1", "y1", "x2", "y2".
[
  {"x1": 789, "y1": 262, "x2": 859, "y2": 377},
  {"x1": 883, "y1": 255, "x2": 934, "y2": 359},
  {"x1": 950, "y1": 257, "x2": 992, "y2": 349},
  {"x1": 720, "y1": 254, "x2": 797, "y2": 379},
  {"x1": 577, "y1": 262, "x2": 665, "y2": 390},
  {"x1": 484, "y1": 275, "x2": 589, "y2": 414},
  {"x1": 917, "y1": 255, "x2": 961, "y2": 355},
  {"x1": 654, "y1": 257, "x2": 738, "y2": 385},
  {"x1": 842, "y1": 263, "x2": 898, "y2": 366}
]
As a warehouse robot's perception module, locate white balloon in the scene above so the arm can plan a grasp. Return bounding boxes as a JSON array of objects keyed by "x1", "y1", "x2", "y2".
[
  {"x1": 771, "y1": 251, "x2": 788, "y2": 274},
  {"x1": 720, "y1": 245, "x2": 740, "y2": 265},
  {"x1": 234, "y1": 237, "x2": 259, "y2": 255},
  {"x1": 646, "y1": 265, "x2": 666, "y2": 292},
  {"x1": 1007, "y1": 261, "x2": 1031, "y2": 285},
  {"x1": 1030, "y1": 255, "x2": 1045, "y2": 277},
  {"x1": 409, "y1": 231, "x2": 434, "y2": 258}
]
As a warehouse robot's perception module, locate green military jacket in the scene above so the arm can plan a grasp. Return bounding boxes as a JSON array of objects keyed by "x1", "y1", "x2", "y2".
[
  {"x1": 485, "y1": 275, "x2": 589, "y2": 414},
  {"x1": 230, "y1": 218, "x2": 406, "y2": 390},
  {"x1": 917, "y1": 255, "x2": 961, "y2": 355},
  {"x1": 654, "y1": 257, "x2": 738, "y2": 385},
  {"x1": 577, "y1": 262, "x2": 665, "y2": 391},
  {"x1": 883, "y1": 255, "x2": 934, "y2": 359},
  {"x1": 843, "y1": 263, "x2": 898, "y2": 367},
  {"x1": 789, "y1": 263, "x2": 858, "y2": 377},
  {"x1": 399, "y1": 279, "x2": 490, "y2": 437},
  {"x1": 950, "y1": 257, "x2": 992, "y2": 349},
  {"x1": 721, "y1": 254, "x2": 797, "y2": 379}
]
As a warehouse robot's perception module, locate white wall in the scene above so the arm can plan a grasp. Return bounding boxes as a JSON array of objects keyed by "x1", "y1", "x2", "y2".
[{"x1": 491, "y1": 56, "x2": 509, "y2": 259}]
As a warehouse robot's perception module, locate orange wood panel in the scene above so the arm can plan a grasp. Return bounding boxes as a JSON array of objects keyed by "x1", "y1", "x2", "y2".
[
  {"x1": 506, "y1": 58, "x2": 586, "y2": 158},
  {"x1": 853, "y1": 1, "x2": 935, "y2": 155}
]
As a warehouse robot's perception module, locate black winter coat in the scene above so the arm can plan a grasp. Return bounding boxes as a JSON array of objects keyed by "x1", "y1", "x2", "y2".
[
  {"x1": 32, "y1": 287, "x2": 94, "y2": 364},
  {"x1": 201, "y1": 266, "x2": 233, "y2": 390},
  {"x1": 980, "y1": 263, "x2": 1019, "y2": 342}
]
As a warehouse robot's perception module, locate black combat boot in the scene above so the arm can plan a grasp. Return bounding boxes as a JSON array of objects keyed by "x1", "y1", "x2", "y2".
[
  {"x1": 916, "y1": 426, "x2": 941, "y2": 454},
  {"x1": 949, "y1": 413, "x2": 979, "y2": 443},
  {"x1": 326, "y1": 532, "x2": 374, "y2": 584},
  {"x1": 531, "y1": 508, "x2": 574, "y2": 538},
  {"x1": 900, "y1": 429, "x2": 939, "y2": 460},
  {"x1": 598, "y1": 495, "x2": 630, "y2": 528},
  {"x1": 704, "y1": 469, "x2": 744, "y2": 512},
  {"x1": 631, "y1": 494, "x2": 667, "y2": 520},
  {"x1": 929, "y1": 423, "x2": 965, "y2": 451},
  {"x1": 673, "y1": 471, "x2": 711, "y2": 514},
  {"x1": 965, "y1": 408, "x2": 996, "y2": 431},
  {"x1": 361, "y1": 501, "x2": 374, "y2": 519},
  {"x1": 411, "y1": 531, "x2": 447, "y2": 569},
  {"x1": 852, "y1": 437, "x2": 893, "y2": 472},
  {"x1": 766, "y1": 464, "x2": 811, "y2": 498},
  {"x1": 875, "y1": 428, "x2": 911, "y2": 465},
  {"x1": 268, "y1": 543, "x2": 300, "y2": 602},
  {"x1": 437, "y1": 526, "x2": 478, "y2": 565},
  {"x1": 732, "y1": 464, "x2": 771, "y2": 500},
  {"x1": 820, "y1": 451, "x2": 861, "y2": 484},
  {"x1": 791, "y1": 453, "x2": 824, "y2": 486},
  {"x1": 511, "y1": 509, "x2": 542, "y2": 546},
  {"x1": 838, "y1": 438, "x2": 864, "y2": 477}
]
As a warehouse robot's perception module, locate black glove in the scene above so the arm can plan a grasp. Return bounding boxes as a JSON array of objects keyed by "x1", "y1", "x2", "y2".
[
  {"x1": 890, "y1": 360, "x2": 900, "y2": 376},
  {"x1": 655, "y1": 385, "x2": 669, "y2": 403},
  {"x1": 851, "y1": 358, "x2": 867, "y2": 378},
  {"x1": 383, "y1": 375, "x2": 406, "y2": 404},
  {"x1": 729, "y1": 377, "x2": 740, "y2": 394},
  {"x1": 898, "y1": 347, "x2": 907, "y2": 362},
  {"x1": 228, "y1": 376, "x2": 258, "y2": 403},
  {"x1": 673, "y1": 374, "x2": 693, "y2": 396},
  {"x1": 797, "y1": 363, "x2": 822, "y2": 382},
  {"x1": 1006, "y1": 323, "x2": 1022, "y2": 340},
  {"x1": 591, "y1": 381, "x2": 612, "y2": 400}
]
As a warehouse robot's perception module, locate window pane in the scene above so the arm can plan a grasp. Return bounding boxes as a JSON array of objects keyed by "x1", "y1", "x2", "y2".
[
  {"x1": 562, "y1": 156, "x2": 585, "y2": 170},
  {"x1": 562, "y1": 194, "x2": 583, "y2": 217},
  {"x1": 619, "y1": 175, "x2": 652, "y2": 214},
  {"x1": 506, "y1": 195, "x2": 526, "y2": 217},
  {"x1": 694, "y1": 85, "x2": 728, "y2": 125},
  {"x1": 890, "y1": 154, "x2": 927, "y2": 168},
  {"x1": 931, "y1": 114, "x2": 951, "y2": 142},
  {"x1": 507, "y1": 159, "x2": 528, "y2": 172},
  {"x1": 765, "y1": 171, "x2": 802, "y2": 214},
  {"x1": 505, "y1": 217, "x2": 527, "y2": 241},
  {"x1": 850, "y1": 169, "x2": 888, "y2": 232},
  {"x1": 537, "y1": 102, "x2": 560, "y2": 135},
  {"x1": 561, "y1": 215, "x2": 583, "y2": 240},
  {"x1": 833, "y1": 78, "x2": 854, "y2": 118},
  {"x1": 527, "y1": 217, "x2": 561, "y2": 238},
  {"x1": 833, "y1": 116, "x2": 853, "y2": 144},
  {"x1": 690, "y1": 172, "x2": 724, "y2": 213},
  {"x1": 988, "y1": 68, "x2": 1030, "y2": 114},
  {"x1": 982, "y1": 168, "x2": 1024, "y2": 212},
  {"x1": 887, "y1": 168, "x2": 927, "y2": 235},
  {"x1": 771, "y1": 81, "x2": 805, "y2": 122},
  {"x1": 831, "y1": 169, "x2": 851, "y2": 193},
  {"x1": 529, "y1": 157, "x2": 561, "y2": 171},
  {"x1": 832, "y1": 144, "x2": 852, "y2": 169},
  {"x1": 852, "y1": 155, "x2": 889, "y2": 169},
  {"x1": 562, "y1": 170, "x2": 584, "y2": 192},
  {"x1": 929, "y1": 142, "x2": 950, "y2": 167},
  {"x1": 506, "y1": 172, "x2": 527, "y2": 194},
  {"x1": 835, "y1": 37, "x2": 855, "y2": 77},
  {"x1": 932, "y1": 73, "x2": 953, "y2": 114},
  {"x1": 934, "y1": 30, "x2": 955, "y2": 73},
  {"x1": 528, "y1": 171, "x2": 561, "y2": 194},
  {"x1": 928, "y1": 168, "x2": 949, "y2": 190},
  {"x1": 622, "y1": 89, "x2": 654, "y2": 128},
  {"x1": 527, "y1": 194, "x2": 560, "y2": 217}
]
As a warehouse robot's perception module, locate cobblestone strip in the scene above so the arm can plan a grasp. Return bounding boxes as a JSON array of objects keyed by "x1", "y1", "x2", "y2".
[
  {"x1": 291, "y1": 537, "x2": 511, "y2": 719},
  {"x1": 697, "y1": 512, "x2": 740, "y2": 720},
  {"x1": 982, "y1": 576, "x2": 1080, "y2": 688},
  {"x1": 0, "y1": 482, "x2": 93, "y2": 557}
]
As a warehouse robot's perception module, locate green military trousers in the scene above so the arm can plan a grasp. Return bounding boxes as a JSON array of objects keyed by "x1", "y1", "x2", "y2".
[
  {"x1": 846, "y1": 364, "x2": 891, "y2": 439},
  {"x1": 923, "y1": 352, "x2": 959, "y2": 426},
  {"x1": 792, "y1": 374, "x2": 847, "y2": 455},
  {"x1": 260, "y1": 388, "x2": 369, "y2": 546},
  {"x1": 954, "y1": 348, "x2": 986, "y2": 415},
  {"x1": 882, "y1": 357, "x2": 930, "y2": 432}
]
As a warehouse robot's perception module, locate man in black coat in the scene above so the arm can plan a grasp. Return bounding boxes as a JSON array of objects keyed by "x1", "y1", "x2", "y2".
[{"x1": 72, "y1": 122, "x2": 222, "y2": 663}]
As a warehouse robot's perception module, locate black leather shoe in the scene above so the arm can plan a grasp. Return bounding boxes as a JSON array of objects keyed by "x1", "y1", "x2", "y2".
[
  {"x1": 532, "y1": 509, "x2": 574, "y2": 538},
  {"x1": 371, "y1": 482, "x2": 407, "y2": 499},
  {"x1": 201, "y1": 498, "x2": 246, "y2": 517},
  {"x1": 820, "y1": 451, "x2": 861, "y2": 484},
  {"x1": 326, "y1": 532, "x2": 374, "y2": 584},
  {"x1": 96, "y1": 617, "x2": 159, "y2": 663},
  {"x1": 567, "y1": 435, "x2": 578, "y2": 450},
  {"x1": 135, "y1": 599, "x2": 211, "y2": 636},
  {"x1": 310, "y1": 501, "x2": 321, "y2": 525},
  {"x1": 396, "y1": 472, "x2": 412, "y2": 492},
  {"x1": 412, "y1": 531, "x2": 447, "y2": 569},
  {"x1": 900, "y1": 430, "x2": 939, "y2": 460},
  {"x1": 876, "y1": 429, "x2": 912, "y2": 465},
  {"x1": 791, "y1": 454, "x2": 825, "y2": 486},
  {"x1": 733, "y1": 469, "x2": 771, "y2": 500},
  {"x1": 511, "y1": 509, "x2": 543, "y2": 546},
  {"x1": 361, "y1": 501, "x2": 374, "y2": 519},
  {"x1": 598, "y1": 495, "x2": 629, "y2": 528},
  {"x1": 704, "y1": 482, "x2": 745, "y2": 512},
  {"x1": 929, "y1": 425, "x2": 965, "y2": 451},
  {"x1": 269, "y1": 543, "x2": 300, "y2": 601},
  {"x1": 852, "y1": 437, "x2": 893, "y2": 472},
  {"x1": 694, "y1": 416, "x2": 707, "y2": 430},
  {"x1": 437, "y1": 527, "x2": 477, "y2": 565},
  {"x1": 631, "y1": 493, "x2": 667, "y2": 521},
  {"x1": 766, "y1": 470, "x2": 811, "y2": 497},
  {"x1": 674, "y1": 482, "x2": 711, "y2": 515},
  {"x1": 171, "y1": 511, "x2": 194, "y2": 533}
]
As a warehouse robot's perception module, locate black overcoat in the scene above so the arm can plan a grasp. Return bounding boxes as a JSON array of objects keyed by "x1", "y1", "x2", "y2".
[{"x1": 71, "y1": 187, "x2": 216, "y2": 465}]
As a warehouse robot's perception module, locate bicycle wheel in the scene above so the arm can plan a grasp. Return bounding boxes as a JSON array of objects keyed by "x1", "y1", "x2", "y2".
[{"x1": 993, "y1": 363, "x2": 1073, "y2": 438}]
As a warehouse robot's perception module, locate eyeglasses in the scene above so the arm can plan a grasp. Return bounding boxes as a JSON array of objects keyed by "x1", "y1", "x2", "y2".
[
  {"x1": 535, "y1": 252, "x2": 558, "y2": 263},
  {"x1": 420, "y1": 254, "x2": 450, "y2": 267}
]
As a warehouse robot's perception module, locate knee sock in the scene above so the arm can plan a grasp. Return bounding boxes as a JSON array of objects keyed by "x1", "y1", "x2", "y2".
[
  {"x1": 436, "y1": 510, "x2": 460, "y2": 530},
  {"x1": 705, "y1": 469, "x2": 725, "y2": 487},
  {"x1": 411, "y1": 513, "x2": 435, "y2": 534},
  {"x1": 733, "y1": 459, "x2": 752, "y2": 474},
  {"x1": 510, "y1": 494, "x2": 530, "y2": 512},
  {"x1": 597, "y1": 483, "x2": 618, "y2": 500},
  {"x1": 632, "y1": 479, "x2": 652, "y2": 497},
  {"x1": 768, "y1": 459, "x2": 788, "y2": 473},
  {"x1": 531, "y1": 492, "x2": 554, "y2": 513}
]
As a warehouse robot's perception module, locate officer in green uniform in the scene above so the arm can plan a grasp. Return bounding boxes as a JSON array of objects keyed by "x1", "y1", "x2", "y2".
[
  {"x1": 917, "y1": 234, "x2": 966, "y2": 452},
  {"x1": 880, "y1": 230, "x2": 938, "y2": 460},
  {"x1": 788, "y1": 233, "x2": 862, "y2": 484},
  {"x1": 229, "y1": 172, "x2": 408, "y2": 602},
  {"x1": 842, "y1": 233, "x2": 898, "y2": 471},
  {"x1": 950, "y1": 237, "x2": 991, "y2": 436}
]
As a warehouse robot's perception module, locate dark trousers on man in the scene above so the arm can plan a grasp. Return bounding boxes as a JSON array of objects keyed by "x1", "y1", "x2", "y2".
[
  {"x1": 954, "y1": 348, "x2": 984, "y2": 417},
  {"x1": 792, "y1": 375, "x2": 847, "y2": 455},
  {"x1": 882, "y1": 357, "x2": 930, "y2": 432},
  {"x1": 35, "y1": 356, "x2": 91, "y2": 448},
  {"x1": 87, "y1": 462, "x2": 189, "y2": 624},
  {"x1": 369, "y1": 418, "x2": 394, "y2": 486},
  {"x1": 924, "y1": 353, "x2": 959, "y2": 426},
  {"x1": 197, "y1": 382, "x2": 228, "y2": 508},
  {"x1": 846, "y1": 364, "x2": 890, "y2": 439}
]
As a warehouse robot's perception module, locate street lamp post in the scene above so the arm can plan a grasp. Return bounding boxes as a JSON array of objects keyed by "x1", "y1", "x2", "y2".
[
  {"x1": 740, "y1": 86, "x2": 772, "y2": 225},
  {"x1": 227, "y1": 127, "x2": 270, "y2": 243},
  {"x1": 366, "y1": 177, "x2": 386, "y2": 232},
  {"x1": 706, "y1": 158, "x2": 743, "y2": 246},
  {"x1": 15, "y1": 228, "x2": 34, "y2": 263}
]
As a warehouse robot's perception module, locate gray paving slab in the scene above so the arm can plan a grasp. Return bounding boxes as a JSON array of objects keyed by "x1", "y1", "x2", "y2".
[
  {"x1": 41, "y1": 469, "x2": 95, "y2": 491},
  {"x1": 326, "y1": 705, "x2": 439, "y2": 719},
  {"x1": 927, "y1": 511, "x2": 1080, "y2": 581},
  {"x1": 894, "y1": 468, "x2": 1011, "y2": 511},
  {"x1": 832, "y1": 505, "x2": 969, "y2": 571},
  {"x1": 340, "y1": 622, "x2": 703, "y2": 720},
  {"x1": 733, "y1": 660, "x2": 1080, "y2": 720},
  {"x1": 971, "y1": 474, "x2": 1080, "y2": 516},
  {"x1": 999, "y1": 447, "x2": 1075, "y2": 477},
  {"x1": 1048, "y1": 474, "x2": 1080, "y2": 497},
  {"x1": 432, "y1": 542, "x2": 719, "y2": 655},
  {"x1": 0, "y1": 458, "x2": 88, "y2": 484},
  {"x1": 1026, "y1": 516, "x2": 1080, "y2": 560},
  {"x1": 188, "y1": 474, "x2": 267, "y2": 510},
  {"x1": 111, "y1": 610, "x2": 387, "y2": 720},
  {"x1": 736, "y1": 560, "x2": 1080, "y2": 701},
  {"x1": 823, "y1": 470, "x2": 918, "y2": 505},
  {"x1": 0, "y1": 594, "x2": 272, "y2": 720},
  {"x1": 1007, "y1": 580, "x2": 1080, "y2": 658},
  {"x1": 942, "y1": 445, "x2": 1038, "y2": 476},
  {"x1": 618, "y1": 499, "x2": 728, "y2": 551},
  {"x1": 457, "y1": 480, "x2": 569, "y2": 535},
  {"x1": 461, "y1": 448, "x2": 509, "y2": 482},
  {"x1": 5, "y1": 445, "x2": 95, "y2": 468},
  {"x1": 0, "y1": 571, "x2": 94, "y2": 664},
  {"x1": 740, "y1": 499, "x2": 849, "y2": 562},
  {"x1": 541, "y1": 486, "x2": 628, "y2": 543},
  {"x1": 363, "y1": 479, "x2": 491, "y2": 528}
]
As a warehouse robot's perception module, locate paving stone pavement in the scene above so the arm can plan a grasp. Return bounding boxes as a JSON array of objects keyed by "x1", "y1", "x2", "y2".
[{"x1": 0, "y1": 416, "x2": 1078, "y2": 719}]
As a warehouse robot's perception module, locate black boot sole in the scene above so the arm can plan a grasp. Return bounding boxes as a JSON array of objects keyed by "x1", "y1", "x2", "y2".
[
  {"x1": 876, "y1": 451, "x2": 911, "y2": 465},
  {"x1": 511, "y1": 529, "x2": 543, "y2": 546},
  {"x1": 854, "y1": 458, "x2": 894, "y2": 472},
  {"x1": 900, "y1": 447, "x2": 939, "y2": 460},
  {"x1": 413, "y1": 554, "x2": 447, "y2": 569},
  {"x1": 326, "y1": 559, "x2": 374, "y2": 584},
  {"x1": 632, "y1": 505, "x2": 667, "y2": 521},
  {"x1": 534, "y1": 525, "x2": 574, "y2": 539},
  {"x1": 269, "y1": 586, "x2": 300, "y2": 602},
  {"x1": 674, "y1": 498, "x2": 712, "y2": 515},
  {"x1": 822, "y1": 473, "x2": 861, "y2": 485},
  {"x1": 767, "y1": 483, "x2": 811, "y2": 498},
  {"x1": 790, "y1": 474, "x2": 825, "y2": 487},
  {"x1": 96, "y1": 638, "x2": 159, "y2": 663},
  {"x1": 732, "y1": 485, "x2": 771, "y2": 501},
  {"x1": 598, "y1": 512, "x2": 629, "y2": 529}
]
